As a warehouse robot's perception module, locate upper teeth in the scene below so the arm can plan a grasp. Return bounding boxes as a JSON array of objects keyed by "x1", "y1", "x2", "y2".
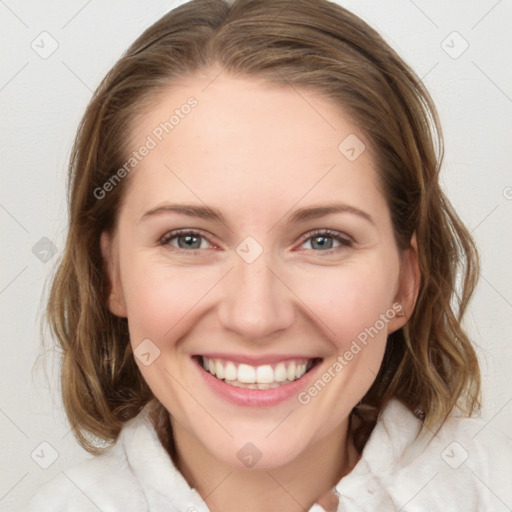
[{"x1": 202, "y1": 356, "x2": 313, "y2": 385}]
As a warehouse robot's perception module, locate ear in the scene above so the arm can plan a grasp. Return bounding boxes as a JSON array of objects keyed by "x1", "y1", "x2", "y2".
[
  {"x1": 387, "y1": 234, "x2": 420, "y2": 334},
  {"x1": 100, "y1": 230, "x2": 127, "y2": 318}
]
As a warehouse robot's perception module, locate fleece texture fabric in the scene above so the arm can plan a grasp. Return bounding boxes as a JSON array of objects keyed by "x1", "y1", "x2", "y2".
[{"x1": 27, "y1": 398, "x2": 512, "y2": 511}]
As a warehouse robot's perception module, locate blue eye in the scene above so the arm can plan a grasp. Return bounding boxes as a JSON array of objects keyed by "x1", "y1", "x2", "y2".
[
  {"x1": 159, "y1": 229, "x2": 353, "y2": 253},
  {"x1": 300, "y1": 230, "x2": 353, "y2": 252},
  {"x1": 159, "y1": 230, "x2": 212, "y2": 250}
]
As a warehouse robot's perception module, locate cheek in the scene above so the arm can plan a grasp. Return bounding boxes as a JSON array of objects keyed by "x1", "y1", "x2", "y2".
[
  {"x1": 120, "y1": 254, "x2": 221, "y2": 343},
  {"x1": 291, "y1": 259, "x2": 398, "y2": 425},
  {"x1": 291, "y1": 256, "x2": 399, "y2": 348}
]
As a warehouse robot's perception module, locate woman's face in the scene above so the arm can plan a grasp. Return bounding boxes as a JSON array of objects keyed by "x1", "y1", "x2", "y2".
[{"x1": 102, "y1": 70, "x2": 418, "y2": 470}]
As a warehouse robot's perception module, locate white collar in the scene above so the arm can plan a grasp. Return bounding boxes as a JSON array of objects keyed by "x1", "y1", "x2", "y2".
[{"x1": 118, "y1": 398, "x2": 423, "y2": 511}]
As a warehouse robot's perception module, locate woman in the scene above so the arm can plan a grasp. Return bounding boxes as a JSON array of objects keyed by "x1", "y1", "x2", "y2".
[{"x1": 28, "y1": 0, "x2": 512, "y2": 510}]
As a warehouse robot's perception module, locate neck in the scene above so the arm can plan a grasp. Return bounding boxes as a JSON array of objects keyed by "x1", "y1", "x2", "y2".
[{"x1": 167, "y1": 415, "x2": 359, "y2": 512}]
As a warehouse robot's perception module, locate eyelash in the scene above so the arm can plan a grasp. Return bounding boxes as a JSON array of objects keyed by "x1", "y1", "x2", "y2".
[{"x1": 158, "y1": 228, "x2": 354, "y2": 254}]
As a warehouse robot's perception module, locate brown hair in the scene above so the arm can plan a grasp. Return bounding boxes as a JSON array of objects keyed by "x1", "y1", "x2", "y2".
[{"x1": 46, "y1": 0, "x2": 480, "y2": 454}]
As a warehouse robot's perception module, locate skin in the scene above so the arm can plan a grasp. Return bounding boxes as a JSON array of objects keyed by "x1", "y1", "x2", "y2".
[{"x1": 101, "y1": 68, "x2": 420, "y2": 512}]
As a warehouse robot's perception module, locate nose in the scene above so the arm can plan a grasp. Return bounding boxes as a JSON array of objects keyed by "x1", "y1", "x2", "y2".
[{"x1": 217, "y1": 252, "x2": 296, "y2": 341}]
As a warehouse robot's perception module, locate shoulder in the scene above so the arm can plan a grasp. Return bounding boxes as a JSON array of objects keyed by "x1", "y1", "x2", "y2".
[
  {"x1": 423, "y1": 407, "x2": 512, "y2": 503},
  {"x1": 28, "y1": 401, "x2": 210, "y2": 511},
  {"x1": 340, "y1": 399, "x2": 512, "y2": 511},
  {"x1": 386, "y1": 399, "x2": 512, "y2": 476},
  {"x1": 27, "y1": 422, "x2": 149, "y2": 512}
]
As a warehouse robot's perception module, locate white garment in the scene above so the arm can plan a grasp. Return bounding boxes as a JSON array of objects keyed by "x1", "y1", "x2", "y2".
[{"x1": 27, "y1": 398, "x2": 512, "y2": 511}]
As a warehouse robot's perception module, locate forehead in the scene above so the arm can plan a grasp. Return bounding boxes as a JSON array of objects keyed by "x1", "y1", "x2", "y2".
[{"x1": 123, "y1": 71, "x2": 387, "y2": 222}]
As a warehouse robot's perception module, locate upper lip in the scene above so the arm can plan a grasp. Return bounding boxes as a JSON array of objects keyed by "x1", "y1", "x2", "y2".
[{"x1": 195, "y1": 353, "x2": 322, "y2": 366}]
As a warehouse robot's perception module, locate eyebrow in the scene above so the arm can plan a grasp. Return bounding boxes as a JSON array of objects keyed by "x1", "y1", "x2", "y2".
[
  {"x1": 139, "y1": 202, "x2": 375, "y2": 226},
  {"x1": 140, "y1": 204, "x2": 225, "y2": 223},
  {"x1": 288, "y1": 203, "x2": 375, "y2": 226}
]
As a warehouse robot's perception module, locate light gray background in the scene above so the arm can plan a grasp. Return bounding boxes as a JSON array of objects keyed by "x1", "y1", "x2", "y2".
[{"x1": 1, "y1": 1, "x2": 511, "y2": 510}]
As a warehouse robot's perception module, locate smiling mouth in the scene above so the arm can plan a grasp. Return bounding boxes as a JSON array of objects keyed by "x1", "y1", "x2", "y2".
[{"x1": 194, "y1": 355, "x2": 322, "y2": 390}]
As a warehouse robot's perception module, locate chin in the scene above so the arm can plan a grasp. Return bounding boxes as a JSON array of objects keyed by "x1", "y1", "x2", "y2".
[{"x1": 201, "y1": 428, "x2": 315, "y2": 471}]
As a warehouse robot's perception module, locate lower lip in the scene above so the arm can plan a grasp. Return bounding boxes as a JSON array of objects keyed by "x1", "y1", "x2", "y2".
[{"x1": 193, "y1": 357, "x2": 322, "y2": 407}]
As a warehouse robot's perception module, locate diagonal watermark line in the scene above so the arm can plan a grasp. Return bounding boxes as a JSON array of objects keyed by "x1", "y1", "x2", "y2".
[
  {"x1": 163, "y1": 367, "x2": 234, "y2": 438},
  {"x1": 479, "y1": 272, "x2": 512, "y2": 309},
  {"x1": 61, "y1": 61, "x2": 93, "y2": 92},
  {"x1": 163, "y1": 163, "x2": 233, "y2": 234},
  {"x1": 60, "y1": 220, "x2": 70, "y2": 235},
  {"x1": 398, "y1": 472, "x2": 439, "y2": 510},
  {"x1": 0, "y1": 0, "x2": 29, "y2": 28},
  {"x1": 61, "y1": 0, "x2": 93, "y2": 29},
  {"x1": 0, "y1": 61, "x2": 29, "y2": 92},
  {"x1": 421, "y1": 61, "x2": 439, "y2": 83},
  {"x1": 407, "y1": 0, "x2": 439, "y2": 29},
  {"x1": 265, "y1": 266, "x2": 336, "y2": 336},
  {"x1": 278, "y1": 74, "x2": 337, "y2": 131},
  {"x1": 202, "y1": 469, "x2": 234, "y2": 501},
  {"x1": 265, "y1": 409, "x2": 295, "y2": 438},
  {"x1": 0, "y1": 202, "x2": 29, "y2": 233},
  {"x1": 164, "y1": 267, "x2": 234, "y2": 336},
  {"x1": 265, "y1": 471, "x2": 306, "y2": 510},
  {"x1": 60, "y1": 427, "x2": 73, "y2": 440},
  {"x1": 471, "y1": 0, "x2": 503, "y2": 30},
  {"x1": 472, "y1": 398, "x2": 512, "y2": 439},
  {"x1": 470, "y1": 469, "x2": 512, "y2": 510},
  {"x1": 472, "y1": 61, "x2": 512, "y2": 104},
  {"x1": 470, "y1": 204, "x2": 499, "y2": 233},
  {"x1": 0, "y1": 408, "x2": 29, "y2": 438},
  {"x1": 267, "y1": 164, "x2": 336, "y2": 233},
  {"x1": 62, "y1": 471, "x2": 103, "y2": 511},
  {"x1": 0, "y1": 472, "x2": 29, "y2": 502},
  {"x1": 201, "y1": 65, "x2": 225, "y2": 93},
  {"x1": 0, "y1": 266, "x2": 28, "y2": 296}
]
